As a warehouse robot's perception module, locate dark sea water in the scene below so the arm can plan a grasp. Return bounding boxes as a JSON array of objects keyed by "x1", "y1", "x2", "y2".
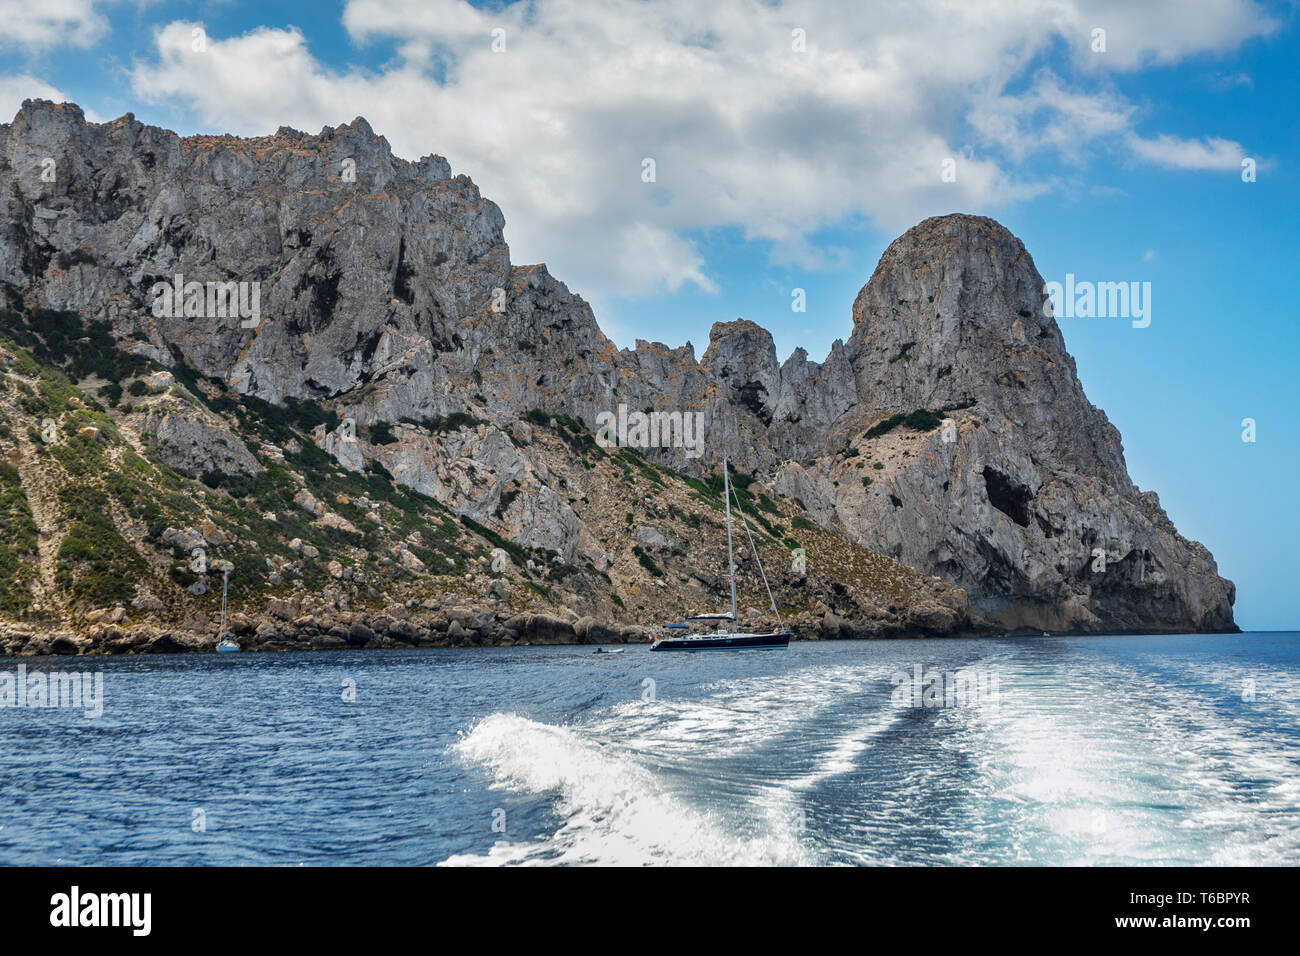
[{"x1": 1, "y1": 633, "x2": 1296, "y2": 866}]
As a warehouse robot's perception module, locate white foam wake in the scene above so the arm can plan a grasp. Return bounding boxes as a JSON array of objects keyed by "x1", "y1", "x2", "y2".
[
  {"x1": 954, "y1": 656, "x2": 1300, "y2": 865},
  {"x1": 440, "y1": 713, "x2": 809, "y2": 866}
]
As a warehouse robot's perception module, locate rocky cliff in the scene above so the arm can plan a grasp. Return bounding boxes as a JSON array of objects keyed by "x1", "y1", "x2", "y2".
[{"x1": 0, "y1": 100, "x2": 1235, "y2": 647}]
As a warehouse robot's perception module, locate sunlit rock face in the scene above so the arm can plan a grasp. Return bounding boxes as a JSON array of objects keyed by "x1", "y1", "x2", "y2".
[
  {"x1": 790, "y1": 214, "x2": 1233, "y2": 633},
  {"x1": 0, "y1": 103, "x2": 1234, "y2": 633}
]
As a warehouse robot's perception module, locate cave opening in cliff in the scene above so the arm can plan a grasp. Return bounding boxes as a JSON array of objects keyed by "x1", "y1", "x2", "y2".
[{"x1": 982, "y1": 466, "x2": 1032, "y2": 527}]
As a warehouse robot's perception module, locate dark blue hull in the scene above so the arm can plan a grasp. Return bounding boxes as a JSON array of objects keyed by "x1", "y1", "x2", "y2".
[{"x1": 650, "y1": 631, "x2": 791, "y2": 651}]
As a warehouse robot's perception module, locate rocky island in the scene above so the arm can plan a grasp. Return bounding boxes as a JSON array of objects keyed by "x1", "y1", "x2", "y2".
[{"x1": 0, "y1": 100, "x2": 1235, "y2": 655}]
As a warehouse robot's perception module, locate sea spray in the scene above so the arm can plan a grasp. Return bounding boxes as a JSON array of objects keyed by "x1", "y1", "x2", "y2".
[{"x1": 444, "y1": 712, "x2": 808, "y2": 866}]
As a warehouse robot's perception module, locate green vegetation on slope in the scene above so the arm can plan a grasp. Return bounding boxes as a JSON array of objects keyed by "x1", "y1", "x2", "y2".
[
  {"x1": 864, "y1": 408, "x2": 944, "y2": 439},
  {"x1": 55, "y1": 485, "x2": 148, "y2": 609},
  {"x1": 0, "y1": 462, "x2": 37, "y2": 614}
]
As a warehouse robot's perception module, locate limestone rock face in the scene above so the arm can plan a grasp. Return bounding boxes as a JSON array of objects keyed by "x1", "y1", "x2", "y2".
[
  {"x1": 371, "y1": 422, "x2": 603, "y2": 566},
  {"x1": 702, "y1": 319, "x2": 780, "y2": 427},
  {"x1": 138, "y1": 407, "x2": 261, "y2": 479},
  {"x1": 0, "y1": 102, "x2": 1234, "y2": 633},
  {"x1": 771, "y1": 215, "x2": 1235, "y2": 633},
  {"x1": 845, "y1": 214, "x2": 1128, "y2": 480}
]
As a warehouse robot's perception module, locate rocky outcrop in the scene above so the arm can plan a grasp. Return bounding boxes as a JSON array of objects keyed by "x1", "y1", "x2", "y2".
[
  {"x1": 138, "y1": 406, "x2": 261, "y2": 479},
  {"x1": 814, "y1": 215, "x2": 1234, "y2": 633},
  {"x1": 0, "y1": 101, "x2": 1235, "y2": 635}
]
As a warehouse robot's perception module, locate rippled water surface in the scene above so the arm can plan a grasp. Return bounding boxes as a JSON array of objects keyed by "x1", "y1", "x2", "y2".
[{"x1": 1, "y1": 633, "x2": 1297, "y2": 865}]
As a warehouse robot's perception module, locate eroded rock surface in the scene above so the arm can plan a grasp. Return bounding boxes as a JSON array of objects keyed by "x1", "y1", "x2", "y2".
[{"x1": 0, "y1": 101, "x2": 1234, "y2": 633}]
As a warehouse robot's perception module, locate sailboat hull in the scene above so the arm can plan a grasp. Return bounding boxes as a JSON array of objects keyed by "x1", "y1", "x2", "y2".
[{"x1": 650, "y1": 631, "x2": 791, "y2": 651}]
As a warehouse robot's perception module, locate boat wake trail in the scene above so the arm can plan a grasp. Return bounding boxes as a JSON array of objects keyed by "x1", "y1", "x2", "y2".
[
  {"x1": 440, "y1": 712, "x2": 809, "y2": 866},
  {"x1": 439, "y1": 642, "x2": 1300, "y2": 866},
  {"x1": 950, "y1": 654, "x2": 1300, "y2": 865}
]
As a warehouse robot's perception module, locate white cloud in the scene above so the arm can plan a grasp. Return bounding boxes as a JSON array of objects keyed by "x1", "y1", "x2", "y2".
[
  {"x1": 1127, "y1": 133, "x2": 1249, "y2": 171},
  {"x1": 1208, "y1": 71, "x2": 1253, "y2": 90},
  {"x1": 343, "y1": 0, "x2": 498, "y2": 44},
  {"x1": 126, "y1": 1, "x2": 1276, "y2": 300},
  {"x1": 969, "y1": 71, "x2": 1135, "y2": 164},
  {"x1": 1059, "y1": 0, "x2": 1278, "y2": 70},
  {"x1": 768, "y1": 236, "x2": 854, "y2": 273},
  {"x1": 130, "y1": 23, "x2": 350, "y2": 128},
  {"x1": 606, "y1": 222, "x2": 718, "y2": 297},
  {"x1": 0, "y1": 0, "x2": 110, "y2": 50}
]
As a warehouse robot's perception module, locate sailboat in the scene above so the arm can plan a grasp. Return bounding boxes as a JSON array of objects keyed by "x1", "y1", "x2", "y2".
[
  {"x1": 215, "y1": 567, "x2": 240, "y2": 653},
  {"x1": 650, "y1": 457, "x2": 791, "y2": 651}
]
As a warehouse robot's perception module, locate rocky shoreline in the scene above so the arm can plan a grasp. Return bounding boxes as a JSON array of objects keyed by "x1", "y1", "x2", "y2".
[
  {"x1": 0, "y1": 602, "x2": 1004, "y2": 656},
  {"x1": 2, "y1": 605, "x2": 1237, "y2": 657}
]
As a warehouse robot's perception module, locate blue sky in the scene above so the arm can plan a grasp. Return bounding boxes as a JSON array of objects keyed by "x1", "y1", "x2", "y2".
[{"x1": 0, "y1": 1, "x2": 1296, "y2": 629}]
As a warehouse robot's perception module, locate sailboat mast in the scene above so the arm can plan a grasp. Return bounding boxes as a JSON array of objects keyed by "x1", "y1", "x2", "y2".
[
  {"x1": 722, "y1": 457, "x2": 738, "y2": 634},
  {"x1": 220, "y1": 568, "x2": 229, "y2": 635}
]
